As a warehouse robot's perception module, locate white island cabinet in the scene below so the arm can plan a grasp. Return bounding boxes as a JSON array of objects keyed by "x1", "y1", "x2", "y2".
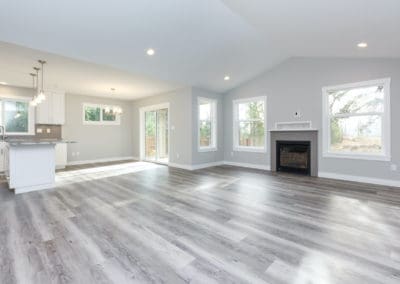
[{"x1": 4, "y1": 140, "x2": 72, "y2": 194}]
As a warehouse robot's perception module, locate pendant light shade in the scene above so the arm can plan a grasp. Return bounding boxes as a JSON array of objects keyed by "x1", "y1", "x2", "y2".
[{"x1": 30, "y1": 60, "x2": 48, "y2": 106}]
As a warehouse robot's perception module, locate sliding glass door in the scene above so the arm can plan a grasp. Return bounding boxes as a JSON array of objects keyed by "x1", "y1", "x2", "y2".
[{"x1": 144, "y1": 108, "x2": 168, "y2": 163}]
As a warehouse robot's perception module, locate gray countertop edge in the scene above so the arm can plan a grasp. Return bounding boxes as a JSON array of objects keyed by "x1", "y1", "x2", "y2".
[{"x1": 4, "y1": 140, "x2": 77, "y2": 146}]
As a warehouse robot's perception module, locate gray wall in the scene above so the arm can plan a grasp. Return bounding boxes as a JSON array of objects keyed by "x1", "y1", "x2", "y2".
[
  {"x1": 63, "y1": 93, "x2": 133, "y2": 162},
  {"x1": 131, "y1": 87, "x2": 193, "y2": 165},
  {"x1": 191, "y1": 88, "x2": 224, "y2": 165},
  {"x1": 223, "y1": 57, "x2": 400, "y2": 181},
  {"x1": 131, "y1": 87, "x2": 223, "y2": 166}
]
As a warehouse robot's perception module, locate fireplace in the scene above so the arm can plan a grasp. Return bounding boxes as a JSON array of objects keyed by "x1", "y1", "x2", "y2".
[
  {"x1": 270, "y1": 128, "x2": 318, "y2": 176},
  {"x1": 276, "y1": 141, "x2": 311, "y2": 175}
]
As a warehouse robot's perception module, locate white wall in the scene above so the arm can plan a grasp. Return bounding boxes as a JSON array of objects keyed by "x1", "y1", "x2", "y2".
[
  {"x1": 223, "y1": 57, "x2": 400, "y2": 182},
  {"x1": 63, "y1": 93, "x2": 133, "y2": 162}
]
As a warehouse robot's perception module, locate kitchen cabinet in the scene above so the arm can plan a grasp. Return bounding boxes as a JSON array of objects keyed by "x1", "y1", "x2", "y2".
[{"x1": 36, "y1": 92, "x2": 65, "y2": 125}]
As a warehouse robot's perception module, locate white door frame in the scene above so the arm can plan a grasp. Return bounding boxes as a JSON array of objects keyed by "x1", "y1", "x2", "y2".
[{"x1": 139, "y1": 103, "x2": 170, "y2": 164}]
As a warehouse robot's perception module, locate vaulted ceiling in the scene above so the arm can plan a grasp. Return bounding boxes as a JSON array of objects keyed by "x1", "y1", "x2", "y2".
[{"x1": 0, "y1": 0, "x2": 399, "y2": 99}]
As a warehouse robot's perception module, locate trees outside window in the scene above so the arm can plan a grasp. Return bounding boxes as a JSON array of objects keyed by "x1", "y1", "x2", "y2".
[
  {"x1": 198, "y1": 97, "x2": 217, "y2": 151},
  {"x1": 0, "y1": 99, "x2": 34, "y2": 135},
  {"x1": 83, "y1": 103, "x2": 121, "y2": 125},
  {"x1": 4, "y1": 101, "x2": 29, "y2": 133},
  {"x1": 323, "y1": 78, "x2": 390, "y2": 160},
  {"x1": 233, "y1": 96, "x2": 266, "y2": 152}
]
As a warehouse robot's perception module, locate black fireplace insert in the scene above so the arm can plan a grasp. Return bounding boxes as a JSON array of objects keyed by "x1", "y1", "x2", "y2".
[{"x1": 276, "y1": 140, "x2": 311, "y2": 175}]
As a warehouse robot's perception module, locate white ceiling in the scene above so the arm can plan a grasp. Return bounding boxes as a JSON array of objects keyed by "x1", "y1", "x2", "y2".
[
  {"x1": 0, "y1": 0, "x2": 399, "y2": 99},
  {"x1": 0, "y1": 42, "x2": 181, "y2": 100}
]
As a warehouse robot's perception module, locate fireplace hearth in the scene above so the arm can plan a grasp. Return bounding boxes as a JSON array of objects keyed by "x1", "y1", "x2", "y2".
[{"x1": 276, "y1": 141, "x2": 311, "y2": 175}]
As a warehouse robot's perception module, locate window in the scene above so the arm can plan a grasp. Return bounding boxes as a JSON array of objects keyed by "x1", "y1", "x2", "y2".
[
  {"x1": 233, "y1": 96, "x2": 267, "y2": 152},
  {"x1": 322, "y1": 78, "x2": 391, "y2": 161},
  {"x1": 83, "y1": 103, "x2": 121, "y2": 125},
  {"x1": 0, "y1": 98, "x2": 34, "y2": 135},
  {"x1": 198, "y1": 97, "x2": 217, "y2": 151}
]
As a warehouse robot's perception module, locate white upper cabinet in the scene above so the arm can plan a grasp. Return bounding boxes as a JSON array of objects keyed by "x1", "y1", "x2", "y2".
[{"x1": 36, "y1": 92, "x2": 65, "y2": 125}]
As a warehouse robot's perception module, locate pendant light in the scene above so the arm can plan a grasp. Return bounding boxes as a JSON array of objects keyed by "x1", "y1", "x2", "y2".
[
  {"x1": 37, "y1": 60, "x2": 46, "y2": 102},
  {"x1": 31, "y1": 67, "x2": 41, "y2": 105},
  {"x1": 29, "y1": 72, "x2": 38, "y2": 106}
]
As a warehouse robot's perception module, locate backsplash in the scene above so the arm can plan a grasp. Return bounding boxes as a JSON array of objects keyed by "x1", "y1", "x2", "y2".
[
  {"x1": 7, "y1": 124, "x2": 62, "y2": 139},
  {"x1": 35, "y1": 124, "x2": 62, "y2": 139}
]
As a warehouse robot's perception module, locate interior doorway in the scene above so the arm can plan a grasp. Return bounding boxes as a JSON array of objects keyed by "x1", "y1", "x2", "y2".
[{"x1": 140, "y1": 103, "x2": 169, "y2": 164}]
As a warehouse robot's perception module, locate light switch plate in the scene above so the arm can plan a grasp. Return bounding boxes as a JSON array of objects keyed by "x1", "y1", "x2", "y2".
[{"x1": 390, "y1": 164, "x2": 397, "y2": 171}]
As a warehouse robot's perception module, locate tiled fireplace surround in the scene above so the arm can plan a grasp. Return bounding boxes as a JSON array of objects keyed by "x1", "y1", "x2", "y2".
[{"x1": 270, "y1": 129, "x2": 318, "y2": 177}]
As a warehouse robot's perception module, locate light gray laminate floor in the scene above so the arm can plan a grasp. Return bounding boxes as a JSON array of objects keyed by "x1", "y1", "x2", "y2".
[{"x1": 1, "y1": 160, "x2": 400, "y2": 283}]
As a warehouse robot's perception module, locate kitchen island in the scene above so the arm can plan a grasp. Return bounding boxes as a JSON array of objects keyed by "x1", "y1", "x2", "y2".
[{"x1": 4, "y1": 139, "x2": 74, "y2": 194}]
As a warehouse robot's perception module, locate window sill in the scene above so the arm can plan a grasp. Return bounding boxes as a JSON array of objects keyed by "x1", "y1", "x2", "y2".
[
  {"x1": 323, "y1": 152, "x2": 391, "y2": 162},
  {"x1": 233, "y1": 146, "x2": 267, "y2": 153},
  {"x1": 198, "y1": 147, "x2": 218, "y2": 153}
]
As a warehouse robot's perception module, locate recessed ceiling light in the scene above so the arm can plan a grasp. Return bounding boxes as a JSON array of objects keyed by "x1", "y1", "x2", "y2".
[
  {"x1": 0, "y1": 82, "x2": 7, "y2": 85},
  {"x1": 224, "y1": 75, "x2": 230, "y2": 81},
  {"x1": 146, "y1": 48, "x2": 155, "y2": 56},
  {"x1": 357, "y1": 42, "x2": 368, "y2": 48}
]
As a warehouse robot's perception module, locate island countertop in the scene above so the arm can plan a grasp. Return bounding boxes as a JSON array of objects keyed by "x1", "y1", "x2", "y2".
[{"x1": 4, "y1": 139, "x2": 76, "y2": 146}]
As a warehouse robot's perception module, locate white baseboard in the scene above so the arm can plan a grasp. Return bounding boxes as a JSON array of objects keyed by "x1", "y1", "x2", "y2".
[
  {"x1": 167, "y1": 162, "x2": 193, "y2": 171},
  {"x1": 67, "y1": 156, "x2": 137, "y2": 166},
  {"x1": 168, "y1": 160, "x2": 270, "y2": 171},
  {"x1": 191, "y1": 161, "x2": 225, "y2": 170},
  {"x1": 318, "y1": 172, "x2": 400, "y2": 188},
  {"x1": 168, "y1": 161, "x2": 224, "y2": 171},
  {"x1": 223, "y1": 161, "x2": 271, "y2": 171}
]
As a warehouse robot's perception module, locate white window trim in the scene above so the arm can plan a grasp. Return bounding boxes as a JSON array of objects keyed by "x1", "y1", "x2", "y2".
[
  {"x1": 233, "y1": 96, "x2": 267, "y2": 153},
  {"x1": 82, "y1": 103, "x2": 121, "y2": 125},
  {"x1": 322, "y1": 78, "x2": 391, "y2": 161},
  {"x1": 198, "y1": 97, "x2": 217, "y2": 152},
  {"x1": 0, "y1": 96, "x2": 35, "y2": 135}
]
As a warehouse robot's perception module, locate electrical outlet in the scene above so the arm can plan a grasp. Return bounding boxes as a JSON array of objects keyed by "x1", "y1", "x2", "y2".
[
  {"x1": 37, "y1": 128, "x2": 43, "y2": 133},
  {"x1": 76, "y1": 152, "x2": 80, "y2": 156},
  {"x1": 72, "y1": 152, "x2": 75, "y2": 156},
  {"x1": 46, "y1": 128, "x2": 51, "y2": 133},
  {"x1": 176, "y1": 153, "x2": 180, "y2": 159},
  {"x1": 390, "y1": 164, "x2": 397, "y2": 172},
  {"x1": 230, "y1": 152, "x2": 234, "y2": 157}
]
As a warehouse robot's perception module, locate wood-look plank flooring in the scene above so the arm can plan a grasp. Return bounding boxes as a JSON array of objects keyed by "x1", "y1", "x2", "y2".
[{"x1": 1, "y1": 160, "x2": 400, "y2": 283}]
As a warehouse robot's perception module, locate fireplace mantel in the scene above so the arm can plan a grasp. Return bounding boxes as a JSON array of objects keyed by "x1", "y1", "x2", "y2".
[{"x1": 269, "y1": 129, "x2": 318, "y2": 132}]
